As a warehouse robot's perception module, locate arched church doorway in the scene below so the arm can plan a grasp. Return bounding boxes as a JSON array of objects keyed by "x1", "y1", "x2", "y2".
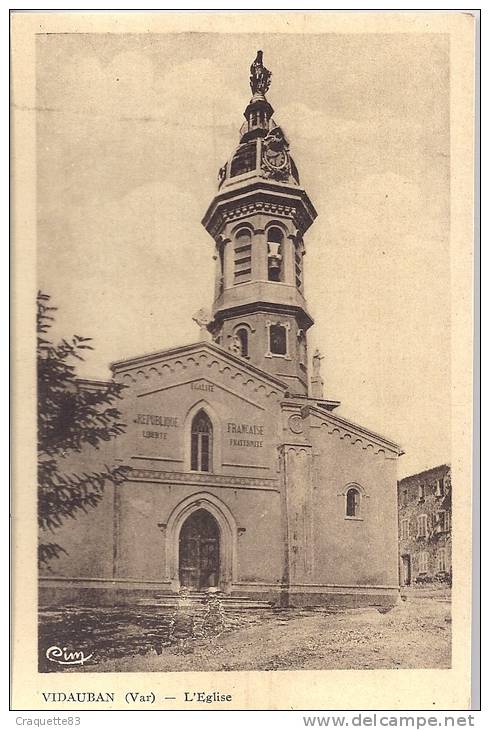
[{"x1": 178, "y1": 509, "x2": 220, "y2": 590}]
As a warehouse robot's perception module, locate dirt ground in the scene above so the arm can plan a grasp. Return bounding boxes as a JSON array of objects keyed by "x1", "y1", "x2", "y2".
[
  {"x1": 39, "y1": 586, "x2": 451, "y2": 673},
  {"x1": 97, "y1": 589, "x2": 451, "y2": 672}
]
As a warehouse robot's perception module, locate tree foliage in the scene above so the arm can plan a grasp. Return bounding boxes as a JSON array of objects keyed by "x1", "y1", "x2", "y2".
[{"x1": 37, "y1": 291, "x2": 129, "y2": 568}]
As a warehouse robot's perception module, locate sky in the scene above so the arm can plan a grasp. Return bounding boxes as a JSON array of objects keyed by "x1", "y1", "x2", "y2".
[{"x1": 37, "y1": 32, "x2": 450, "y2": 478}]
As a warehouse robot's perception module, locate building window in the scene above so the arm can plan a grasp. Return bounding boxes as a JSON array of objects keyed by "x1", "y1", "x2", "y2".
[
  {"x1": 294, "y1": 241, "x2": 303, "y2": 289},
  {"x1": 266, "y1": 320, "x2": 290, "y2": 359},
  {"x1": 269, "y1": 324, "x2": 287, "y2": 355},
  {"x1": 230, "y1": 142, "x2": 257, "y2": 178},
  {"x1": 435, "y1": 478, "x2": 445, "y2": 497},
  {"x1": 235, "y1": 328, "x2": 249, "y2": 358},
  {"x1": 218, "y1": 244, "x2": 224, "y2": 294},
  {"x1": 346, "y1": 487, "x2": 361, "y2": 518},
  {"x1": 267, "y1": 227, "x2": 284, "y2": 282},
  {"x1": 435, "y1": 510, "x2": 451, "y2": 533},
  {"x1": 417, "y1": 514, "x2": 428, "y2": 538},
  {"x1": 297, "y1": 328, "x2": 307, "y2": 368},
  {"x1": 418, "y1": 484, "x2": 425, "y2": 502},
  {"x1": 190, "y1": 410, "x2": 213, "y2": 472},
  {"x1": 437, "y1": 547, "x2": 448, "y2": 572},
  {"x1": 234, "y1": 229, "x2": 252, "y2": 285},
  {"x1": 401, "y1": 519, "x2": 410, "y2": 540},
  {"x1": 418, "y1": 551, "x2": 429, "y2": 574}
]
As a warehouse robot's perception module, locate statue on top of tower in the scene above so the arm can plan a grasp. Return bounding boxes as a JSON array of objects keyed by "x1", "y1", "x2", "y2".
[
  {"x1": 192, "y1": 308, "x2": 212, "y2": 341},
  {"x1": 311, "y1": 349, "x2": 325, "y2": 399},
  {"x1": 250, "y1": 51, "x2": 272, "y2": 96},
  {"x1": 312, "y1": 349, "x2": 325, "y2": 376}
]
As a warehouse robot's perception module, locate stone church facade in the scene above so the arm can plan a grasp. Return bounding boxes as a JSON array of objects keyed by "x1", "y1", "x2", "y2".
[{"x1": 39, "y1": 52, "x2": 403, "y2": 609}]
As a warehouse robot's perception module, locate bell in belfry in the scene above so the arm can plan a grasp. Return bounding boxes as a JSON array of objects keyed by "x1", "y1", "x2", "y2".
[{"x1": 267, "y1": 241, "x2": 282, "y2": 281}]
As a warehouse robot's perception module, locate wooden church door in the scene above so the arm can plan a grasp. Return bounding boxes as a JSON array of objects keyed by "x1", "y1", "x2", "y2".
[{"x1": 178, "y1": 509, "x2": 220, "y2": 590}]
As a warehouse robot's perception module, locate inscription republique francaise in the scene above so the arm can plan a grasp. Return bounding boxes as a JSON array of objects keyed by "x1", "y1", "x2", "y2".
[
  {"x1": 135, "y1": 417, "x2": 264, "y2": 448},
  {"x1": 227, "y1": 422, "x2": 264, "y2": 448},
  {"x1": 134, "y1": 380, "x2": 265, "y2": 447},
  {"x1": 134, "y1": 413, "x2": 178, "y2": 440},
  {"x1": 135, "y1": 414, "x2": 265, "y2": 448}
]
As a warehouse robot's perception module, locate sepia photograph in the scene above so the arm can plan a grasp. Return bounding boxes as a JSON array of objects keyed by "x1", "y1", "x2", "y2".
[{"x1": 11, "y1": 10, "x2": 475, "y2": 711}]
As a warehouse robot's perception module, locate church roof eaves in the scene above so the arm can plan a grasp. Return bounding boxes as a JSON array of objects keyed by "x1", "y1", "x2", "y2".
[
  {"x1": 110, "y1": 339, "x2": 288, "y2": 391},
  {"x1": 309, "y1": 405, "x2": 404, "y2": 456},
  {"x1": 285, "y1": 393, "x2": 341, "y2": 411}
]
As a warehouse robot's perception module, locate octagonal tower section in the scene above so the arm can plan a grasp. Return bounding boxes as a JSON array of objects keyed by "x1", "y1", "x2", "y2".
[{"x1": 202, "y1": 52, "x2": 317, "y2": 396}]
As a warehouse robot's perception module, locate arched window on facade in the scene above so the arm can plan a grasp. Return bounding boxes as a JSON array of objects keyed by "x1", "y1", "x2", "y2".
[
  {"x1": 346, "y1": 487, "x2": 361, "y2": 518},
  {"x1": 235, "y1": 328, "x2": 249, "y2": 358},
  {"x1": 267, "y1": 227, "x2": 284, "y2": 282},
  {"x1": 230, "y1": 142, "x2": 257, "y2": 179},
  {"x1": 234, "y1": 228, "x2": 252, "y2": 285},
  {"x1": 294, "y1": 240, "x2": 303, "y2": 289},
  {"x1": 418, "y1": 551, "x2": 429, "y2": 574},
  {"x1": 297, "y1": 328, "x2": 307, "y2": 368},
  {"x1": 417, "y1": 514, "x2": 428, "y2": 538},
  {"x1": 218, "y1": 243, "x2": 224, "y2": 294},
  {"x1": 191, "y1": 410, "x2": 213, "y2": 472},
  {"x1": 269, "y1": 323, "x2": 287, "y2": 356}
]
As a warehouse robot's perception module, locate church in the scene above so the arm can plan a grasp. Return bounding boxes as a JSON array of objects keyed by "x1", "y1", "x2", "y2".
[{"x1": 40, "y1": 52, "x2": 403, "y2": 609}]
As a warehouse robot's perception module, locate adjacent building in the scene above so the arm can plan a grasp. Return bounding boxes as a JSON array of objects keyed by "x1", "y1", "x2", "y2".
[
  {"x1": 397, "y1": 464, "x2": 452, "y2": 586},
  {"x1": 39, "y1": 52, "x2": 404, "y2": 609}
]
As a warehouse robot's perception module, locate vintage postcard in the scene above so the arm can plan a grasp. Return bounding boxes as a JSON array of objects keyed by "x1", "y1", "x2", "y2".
[{"x1": 11, "y1": 11, "x2": 476, "y2": 711}]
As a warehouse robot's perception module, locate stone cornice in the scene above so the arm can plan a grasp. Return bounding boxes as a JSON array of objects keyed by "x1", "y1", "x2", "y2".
[
  {"x1": 76, "y1": 377, "x2": 111, "y2": 391},
  {"x1": 281, "y1": 394, "x2": 341, "y2": 411},
  {"x1": 202, "y1": 183, "x2": 317, "y2": 239},
  {"x1": 279, "y1": 443, "x2": 313, "y2": 455},
  {"x1": 127, "y1": 468, "x2": 280, "y2": 492},
  {"x1": 211, "y1": 301, "x2": 314, "y2": 331}
]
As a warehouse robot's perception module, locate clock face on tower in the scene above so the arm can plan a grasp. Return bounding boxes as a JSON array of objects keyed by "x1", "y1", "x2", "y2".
[
  {"x1": 264, "y1": 146, "x2": 288, "y2": 170},
  {"x1": 261, "y1": 128, "x2": 290, "y2": 180}
]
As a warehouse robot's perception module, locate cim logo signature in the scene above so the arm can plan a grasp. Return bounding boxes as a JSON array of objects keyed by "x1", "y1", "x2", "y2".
[{"x1": 46, "y1": 645, "x2": 93, "y2": 666}]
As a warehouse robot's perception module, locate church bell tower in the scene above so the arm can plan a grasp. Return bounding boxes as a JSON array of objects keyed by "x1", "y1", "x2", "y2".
[{"x1": 202, "y1": 51, "x2": 317, "y2": 395}]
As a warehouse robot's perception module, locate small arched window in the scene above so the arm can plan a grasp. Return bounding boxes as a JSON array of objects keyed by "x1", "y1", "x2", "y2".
[
  {"x1": 267, "y1": 227, "x2": 284, "y2": 282},
  {"x1": 230, "y1": 142, "x2": 257, "y2": 178},
  {"x1": 346, "y1": 487, "x2": 361, "y2": 517},
  {"x1": 234, "y1": 228, "x2": 252, "y2": 284},
  {"x1": 191, "y1": 410, "x2": 212, "y2": 472},
  {"x1": 235, "y1": 328, "x2": 249, "y2": 358},
  {"x1": 294, "y1": 241, "x2": 303, "y2": 289},
  {"x1": 218, "y1": 243, "x2": 224, "y2": 294}
]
